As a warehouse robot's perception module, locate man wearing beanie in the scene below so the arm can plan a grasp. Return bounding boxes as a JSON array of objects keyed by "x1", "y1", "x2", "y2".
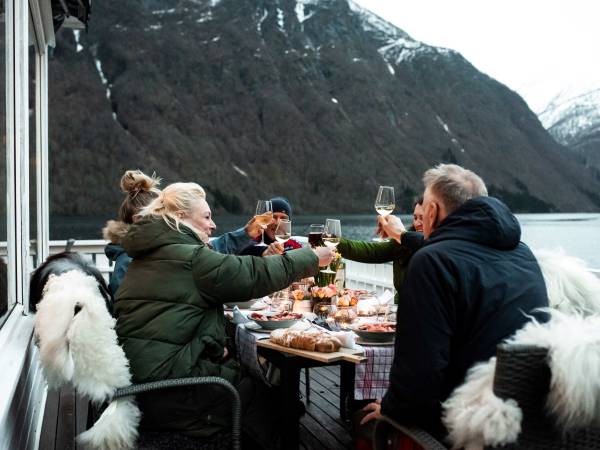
[{"x1": 239, "y1": 196, "x2": 302, "y2": 256}]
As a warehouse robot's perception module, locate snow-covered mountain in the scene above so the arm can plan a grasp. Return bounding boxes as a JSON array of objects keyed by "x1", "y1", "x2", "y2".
[
  {"x1": 540, "y1": 88, "x2": 600, "y2": 145},
  {"x1": 539, "y1": 86, "x2": 600, "y2": 174}
]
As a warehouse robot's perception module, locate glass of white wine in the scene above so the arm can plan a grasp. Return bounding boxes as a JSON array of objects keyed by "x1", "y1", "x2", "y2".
[
  {"x1": 321, "y1": 218, "x2": 341, "y2": 274},
  {"x1": 374, "y1": 186, "x2": 395, "y2": 241},
  {"x1": 274, "y1": 219, "x2": 291, "y2": 244},
  {"x1": 254, "y1": 200, "x2": 273, "y2": 246}
]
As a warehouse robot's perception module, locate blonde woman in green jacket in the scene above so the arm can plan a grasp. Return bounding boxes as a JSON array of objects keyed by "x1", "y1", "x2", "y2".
[{"x1": 114, "y1": 182, "x2": 335, "y2": 449}]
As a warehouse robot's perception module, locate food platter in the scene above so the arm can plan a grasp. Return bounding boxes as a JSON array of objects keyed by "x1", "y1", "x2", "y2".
[
  {"x1": 247, "y1": 311, "x2": 303, "y2": 330},
  {"x1": 353, "y1": 322, "x2": 396, "y2": 343}
]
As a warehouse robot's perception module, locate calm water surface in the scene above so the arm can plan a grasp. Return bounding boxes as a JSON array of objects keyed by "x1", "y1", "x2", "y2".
[{"x1": 51, "y1": 213, "x2": 600, "y2": 269}]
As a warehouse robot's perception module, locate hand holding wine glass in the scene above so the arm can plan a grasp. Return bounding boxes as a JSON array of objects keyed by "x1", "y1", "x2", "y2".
[
  {"x1": 321, "y1": 219, "x2": 341, "y2": 273},
  {"x1": 378, "y1": 215, "x2": 406, "y2": 243},
  {"x1": 254, "y1": 200, "x2": 273, "y2": 246},
  {"x1": 312, "y1": 246, "x2": 336, "y2": 267}
]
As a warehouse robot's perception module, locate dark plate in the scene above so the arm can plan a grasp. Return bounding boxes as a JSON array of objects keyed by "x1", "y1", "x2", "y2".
[{"x1": 353, "y1": 329, "x2": 395, "y2": 343}]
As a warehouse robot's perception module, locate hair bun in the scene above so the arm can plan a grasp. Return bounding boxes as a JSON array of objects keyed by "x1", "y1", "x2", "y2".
[{"x1": 120, "y1": 170, "x2": 161, "y2": 194}]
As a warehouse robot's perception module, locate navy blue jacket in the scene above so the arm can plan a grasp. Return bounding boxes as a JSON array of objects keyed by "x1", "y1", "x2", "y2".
[{"x1": 381, "y1": 197, "x2": 548, "y2": 438}]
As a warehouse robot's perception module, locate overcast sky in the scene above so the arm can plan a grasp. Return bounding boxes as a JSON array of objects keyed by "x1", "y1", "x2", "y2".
[{"x1": 352, "y1": 0, "x2": 600, "y2": 113}]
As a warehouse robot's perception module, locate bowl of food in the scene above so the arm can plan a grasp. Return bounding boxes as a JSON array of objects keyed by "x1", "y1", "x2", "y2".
[
  {"x1": 248, "y1": 311, "x2": 303, "y2": 330},
  {"x1": 353, "y1": 322, "x2": 396, "y2": 342}
]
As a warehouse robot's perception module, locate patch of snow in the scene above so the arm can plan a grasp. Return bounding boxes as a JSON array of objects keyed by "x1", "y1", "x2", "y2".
[
  {"x1": 146, "y1": 24, "x2": 163, "y2": 31},
  {"x1": 196, "y1": 11, "x2": 213, "y2": 23},
  {"x1": 331, "y1": 98, "x2": 338, "y2": 104},
  {"x1": 93, "y1": 58, "x2": 116, "y2": 122},
  {"x1": 94, "y1": 59, "x2": 108, "y2": 86},
  {"x1": 112, "y1": 112, "x2": 118, "y2": 121},
  {"x1": 152, "y1": 8, "x2": 176, "y2": 15},
  {"x1": 73, "y1": 30, "x2": 83, "y2": 53},
  {"x1": 277, "y1": 8, "x2": 285, "y2": 30},
  {"x1": 436, "y1": 115, "x2": 466, "y2": 151},
  {"x1": 352, "y1": 57, "x2": 361, "y2": 62},
  {"x1": 295, "y1": 1, "x2": 316, "y2": 24},
  {"x1": 232, "y1": 164, "x2": 249, "y2": 178},
  {"x1": 436, "y1": 115, "x2": 451, "y2": 134},
  {"x1": 386, "y1": 63, "x2": 395, "y2": 75},
  {"x1": 257, "y1": 9, "x2": 268, "y2": 34},
  {"x1": 210, "y1": 0, "x2": 221, "y2": 6},
  {"x1": 211, "y1": 36, "x2": 221, "y2": 42}
]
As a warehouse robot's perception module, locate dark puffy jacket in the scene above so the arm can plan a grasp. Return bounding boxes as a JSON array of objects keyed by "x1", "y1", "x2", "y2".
[{"x1": 381, "y1": 197, "x2": 548, "y2": 438}]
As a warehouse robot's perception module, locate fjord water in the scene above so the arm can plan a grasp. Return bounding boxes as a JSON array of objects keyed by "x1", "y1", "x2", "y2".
[{"x1": 51, "y1": 213, "x2": 600, "y2": 269}]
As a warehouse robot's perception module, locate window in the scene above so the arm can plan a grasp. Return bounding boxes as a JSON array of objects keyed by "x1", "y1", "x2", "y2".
[{"x1": 0, "y1": 0, "x2": 10, "y2": 325}]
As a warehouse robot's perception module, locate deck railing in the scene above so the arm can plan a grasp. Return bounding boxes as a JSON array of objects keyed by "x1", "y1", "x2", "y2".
[{"x1": 3, "y1": 239, "x2": 599, "y2": 292}]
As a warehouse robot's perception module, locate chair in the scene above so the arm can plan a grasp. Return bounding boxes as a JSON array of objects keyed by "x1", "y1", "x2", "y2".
[
  {"x1": 34, "y1": 268, "x2": 242, "y2": 450},
  {"x1": 373, "y1": 416, "x2": 447, "y2": 450},
  {"x1": 486, "y1": 343, "x2": 600, "y2": 449},
  {"x1": 91, "y1": 377, "x2": 242, "y2": 450}
]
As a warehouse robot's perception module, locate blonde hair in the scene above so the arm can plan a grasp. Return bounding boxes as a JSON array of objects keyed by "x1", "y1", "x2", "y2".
[
  {"x1": 423, "y1": 164, "x2": 488, "y2": 214},
  {"x1": 118, "y1": 170, "x2": 161, "y2": 224},
  {"x1": 139, "y1": 182, "x2": 206, "y2": 232}
]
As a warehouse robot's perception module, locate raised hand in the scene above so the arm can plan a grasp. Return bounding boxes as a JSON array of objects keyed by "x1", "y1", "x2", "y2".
[
  {"x1": 262, "y1": 242, "x2": 285, "y2": 256},
  {"x1": 377, "y1": 215, "x2": 406, "y2": 243},
  {"x1": 313, "y1": 246, "x2": 336, "y2": 267}
]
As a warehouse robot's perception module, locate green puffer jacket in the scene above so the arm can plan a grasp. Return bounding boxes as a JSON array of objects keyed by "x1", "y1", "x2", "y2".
[
  {"x1": 337, "y1": 233, "x2": 423, "y2": 303},
  {"x1": 114, "y1": 218, "x2": 319, "y2": 386}
]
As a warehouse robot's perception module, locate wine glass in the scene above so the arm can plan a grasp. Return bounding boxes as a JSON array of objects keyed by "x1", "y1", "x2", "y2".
[
  {"x1": 374, "y1": 186, "x2": 395, "y2": 241},
  {"x1": 274, "y1": 219, "x2": 291, "y2": 244},
  {"x1": 254, "y1": 200, "x2": 273, "y2": 246},
  {"x1": 321, "y1": 219, "x2": 341, "y2": 274},
  {"x1": 308, "y1": 224, "x2": 324, "y2": 248}
]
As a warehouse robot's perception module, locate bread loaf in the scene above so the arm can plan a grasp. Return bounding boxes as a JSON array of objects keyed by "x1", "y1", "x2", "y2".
[{"x1": 270, "y1": 328, "x2": 341, "y2": 353}]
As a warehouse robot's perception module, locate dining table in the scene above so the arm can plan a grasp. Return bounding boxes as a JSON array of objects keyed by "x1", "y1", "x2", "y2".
[{"x1": 232, "y1": 313, "x2": 396, "y2": 450}]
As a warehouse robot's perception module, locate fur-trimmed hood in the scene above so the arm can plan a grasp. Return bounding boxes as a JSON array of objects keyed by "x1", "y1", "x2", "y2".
[{"x1": 102, "y1": 220, "x2": 130, "y2": 245}]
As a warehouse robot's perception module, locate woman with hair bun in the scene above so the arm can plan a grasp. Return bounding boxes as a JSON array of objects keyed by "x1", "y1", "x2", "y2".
[
  {"x1": 103, "y1": 170, "x2": 161, "y2": 297},
  {"x1": 114, "y1": 182, "x2": 335, "y2": 448},
  {"x1": 104, "y1": 170, "x2": 264, "y2": 296}
]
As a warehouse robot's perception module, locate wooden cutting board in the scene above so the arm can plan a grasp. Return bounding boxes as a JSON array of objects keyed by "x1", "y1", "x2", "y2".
[{"x1": 256, "y1": 339, "x2": 367, "y2": 364}]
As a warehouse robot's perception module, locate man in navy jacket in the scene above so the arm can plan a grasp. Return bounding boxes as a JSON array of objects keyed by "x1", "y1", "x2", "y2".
[{"x1": 362, "y1": 164, "x2": 549, "y2": 439}]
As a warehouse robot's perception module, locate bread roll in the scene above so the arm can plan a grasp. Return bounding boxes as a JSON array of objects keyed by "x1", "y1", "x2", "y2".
[{"x1": 269, "y1": 329, "x2": 341, "y2": 353}]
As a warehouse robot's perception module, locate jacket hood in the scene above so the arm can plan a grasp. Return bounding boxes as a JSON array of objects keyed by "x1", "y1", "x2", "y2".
[
  {"x1": 122, "y1": 218, "x2": 203, "y2": 258},
  {"x1": 102, "y1": 220, "x2": 130, "y2": 245},
  {"x1": 425, "y1": 197, "x2": 520, "y2": 250}
]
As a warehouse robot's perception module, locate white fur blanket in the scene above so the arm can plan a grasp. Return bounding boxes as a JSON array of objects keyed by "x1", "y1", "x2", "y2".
[
  {"x1": 442, "y1": 250, "x2": 600, "y2": 450},
  {"x1": 35, "y1": 270, "x2": 140, "y2": 450}
]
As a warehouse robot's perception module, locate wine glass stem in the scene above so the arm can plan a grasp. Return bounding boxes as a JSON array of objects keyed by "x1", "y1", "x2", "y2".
[{"x1": 261, "y1": 229, "x2": 265, "y2": 245}]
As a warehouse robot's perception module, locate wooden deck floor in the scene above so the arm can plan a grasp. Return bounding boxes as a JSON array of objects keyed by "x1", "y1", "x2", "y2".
[{"x1": 39, "y1": 366, "x2": 354, "y2": 450}]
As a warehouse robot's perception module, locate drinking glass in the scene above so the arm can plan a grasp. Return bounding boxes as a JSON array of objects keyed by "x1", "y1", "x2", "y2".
[
  {"x1": 308, "y1": 224, "x2": 324, "y2": 248},
  {"x1": 274, "y1": 219, "x2": 291, "y2": 244},
  {"x1": 374, "y1": 186, "x2": 395, "y2": 241},
  {"x1": 254, "y1": 200, "x2": 273, "y2": 246},
  {"x1": 321, "y1": 219, "x2": 341, "y2": 274},
  {"x1": 270, "y1": 288, "x2": 290, "y2": 311}
]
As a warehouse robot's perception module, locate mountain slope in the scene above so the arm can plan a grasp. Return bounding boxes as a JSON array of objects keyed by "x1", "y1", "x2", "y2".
[
  {"x1": 539, "y1": 87, "x2": 600, "y2": 177},
  {"x1": 40, "y1": 0, "x2": 600, "y2": 214}
]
